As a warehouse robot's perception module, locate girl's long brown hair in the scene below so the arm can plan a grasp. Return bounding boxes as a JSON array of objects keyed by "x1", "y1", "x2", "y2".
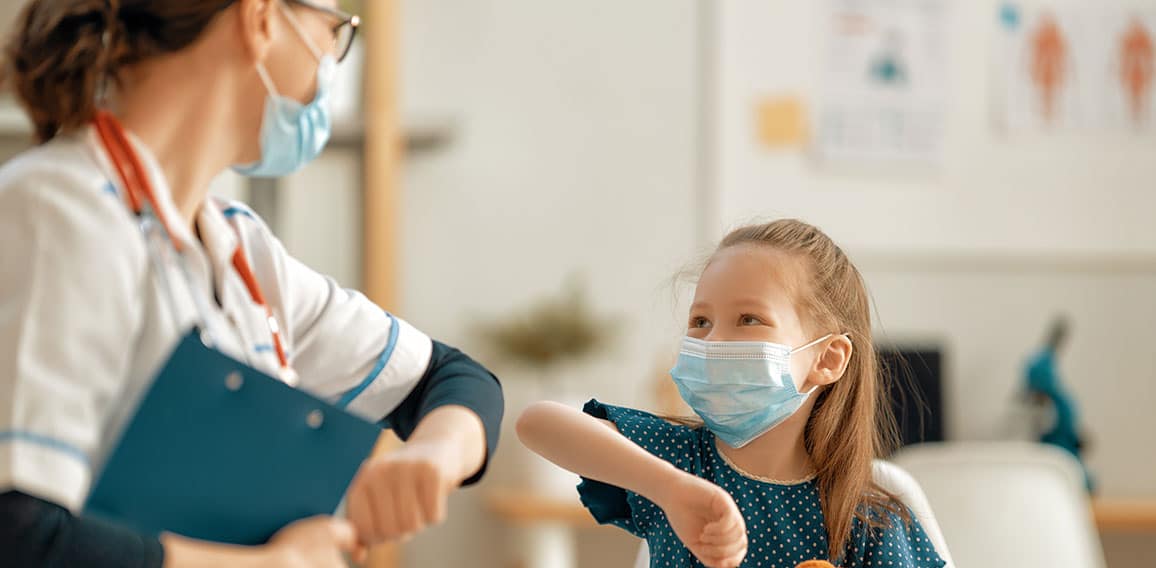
[{"x1": 716, "y1": 219, "x2": 908, "y2": 561}]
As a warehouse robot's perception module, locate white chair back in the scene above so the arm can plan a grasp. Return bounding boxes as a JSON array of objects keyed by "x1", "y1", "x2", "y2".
[{"x1": 891, "y1": 442, "x2": 1105, "y2": 568}]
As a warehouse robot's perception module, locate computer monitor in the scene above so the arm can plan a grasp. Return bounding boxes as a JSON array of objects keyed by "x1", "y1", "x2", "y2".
[{"x1": 878, "y1": 346, "x2": 945, "y2": 452}]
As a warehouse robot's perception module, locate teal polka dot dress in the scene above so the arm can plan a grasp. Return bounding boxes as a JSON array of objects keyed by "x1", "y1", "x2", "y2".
[{"x1": 577, "y1": 400, "x2": 947, "y2": 568}]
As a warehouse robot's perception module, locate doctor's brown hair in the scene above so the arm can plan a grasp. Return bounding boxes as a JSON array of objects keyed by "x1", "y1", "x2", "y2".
[{"x1": 2, "y1": 0, "x2": 234, "y2": 143}]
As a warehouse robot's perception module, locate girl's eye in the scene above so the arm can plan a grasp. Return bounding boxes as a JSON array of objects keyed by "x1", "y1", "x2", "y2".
[
  {"x1": 740, "y1": 314, "x2": 764, "y2": 326},
  {"x1": 690, "y1": 316, "x2": 712, "y2": 329}
]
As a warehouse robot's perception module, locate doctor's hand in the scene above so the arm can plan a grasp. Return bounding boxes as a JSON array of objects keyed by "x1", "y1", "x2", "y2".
[
  {"x1": 345, "y1": 440, "x2": 459, "y2": 545},
  {"x1": 657, "y1": 473, "x2": 748, "y2": 568},
  {"x1": 346, "y1": 405, "x2": 487, "y2": 546}
]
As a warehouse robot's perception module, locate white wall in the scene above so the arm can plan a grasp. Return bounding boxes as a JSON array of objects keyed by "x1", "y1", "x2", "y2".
[
  {"x1": 714, "y1": 0, "x2": 1156, "y2": 499},
  {"x1": 277, "y1": 151, "x2": 364, "y2": 288},
  {"x1": 397, "y1": 1, "x2": 701, "y2": 566}
]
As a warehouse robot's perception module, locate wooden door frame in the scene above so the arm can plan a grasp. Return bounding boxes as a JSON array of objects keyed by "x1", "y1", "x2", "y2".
[{"x1": 362, "y1": 1, "x2": 402, "y2": 567}]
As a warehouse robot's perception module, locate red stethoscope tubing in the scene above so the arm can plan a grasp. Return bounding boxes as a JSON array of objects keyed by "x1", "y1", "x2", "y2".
[{"x1": 92, "y1": 110, "x2": 290, "y2": 370}]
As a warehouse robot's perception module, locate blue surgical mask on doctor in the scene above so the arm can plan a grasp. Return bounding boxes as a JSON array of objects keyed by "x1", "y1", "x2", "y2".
[
  {"x1": 234, "y1": 3, "x2": 337, "y2": 178},
  {"x1": 670, "y1": 334, "x2": 833, "y2": 449}
]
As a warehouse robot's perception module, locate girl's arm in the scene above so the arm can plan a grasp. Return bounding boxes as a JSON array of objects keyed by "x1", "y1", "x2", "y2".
[
  {"x1": 516, "y1": 401, "x2": 748, "y2": 568},
  {"x1": 516, "y1": 401, "x2": 681, "y2": 501}
]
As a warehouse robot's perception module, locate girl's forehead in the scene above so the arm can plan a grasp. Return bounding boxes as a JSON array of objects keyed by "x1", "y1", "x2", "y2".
[{"x1": 697, "y1": 245, "x2": 809, "y2": 304}]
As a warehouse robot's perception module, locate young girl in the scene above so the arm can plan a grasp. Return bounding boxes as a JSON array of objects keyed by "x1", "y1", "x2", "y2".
[{"x1": 517, "y1": 220, "x2": 947, "y2": 568}]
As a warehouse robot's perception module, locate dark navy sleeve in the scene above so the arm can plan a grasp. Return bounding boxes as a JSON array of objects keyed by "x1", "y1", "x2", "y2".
[
  {"x1": 842, "y1": 507, "x2": 947, "y2": 568},
  {"x1": 382, "y1": 340, "x2": 504, "y2": 486},
  {"x1": 576, "y1": 399, "x2": 703, "y2": 538},
  {"x1": 0, "y1": 491, "x2": 164, "y2": 568}
]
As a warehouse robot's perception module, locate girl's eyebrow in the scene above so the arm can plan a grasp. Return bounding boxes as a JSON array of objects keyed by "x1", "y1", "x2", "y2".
[{"x1": 691, "y1": 298, "x2": 783, "y2": 326}]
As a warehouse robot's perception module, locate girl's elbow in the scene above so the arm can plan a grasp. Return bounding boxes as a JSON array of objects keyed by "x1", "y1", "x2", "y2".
[{"x1": 515, "y1": 400, "x2": 566, "y2": 446}]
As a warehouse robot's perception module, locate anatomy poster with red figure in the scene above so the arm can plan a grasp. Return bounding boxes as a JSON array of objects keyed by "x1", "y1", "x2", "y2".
[
  {"x1": 997, "y1": 3, "x2": 1156, "y2": 134},
  {"x1": 996, "y1": 4, "x2": 1088, "y2": 131},
  {"x1": 1097, "y1": 12, "x2": 1155, "y2": 130}
]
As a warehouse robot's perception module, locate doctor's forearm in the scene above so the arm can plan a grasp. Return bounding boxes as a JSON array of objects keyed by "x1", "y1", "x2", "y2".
[
  {"x1": 161, "y1": 534, "x2": 267, "y2": 568},
  {"x1": 405, "y1": 405, "x2": 488, "y2": 484},
  {"x1": 0, "y1": 491, "x2": 167, "y2": 568},
  {"x1": 0, "y1": 491, "x2": 266, "y2": 568},
  {"x1": 383, "y1": 340, "x2": 504, "y2": 483}
]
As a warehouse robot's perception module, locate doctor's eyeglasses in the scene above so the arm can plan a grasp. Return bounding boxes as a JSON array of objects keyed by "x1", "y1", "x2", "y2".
[
  {"x1": 287, "y1": 0, "x2": 361, "y2": 63},
  {"x1": 218, "y1": 1, "x2": 361, "y2": 63}
]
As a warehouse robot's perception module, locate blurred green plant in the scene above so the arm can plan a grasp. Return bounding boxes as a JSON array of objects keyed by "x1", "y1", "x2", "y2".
[{"x1": 472, "y1": 277, "x2": 620, "y2": 373}]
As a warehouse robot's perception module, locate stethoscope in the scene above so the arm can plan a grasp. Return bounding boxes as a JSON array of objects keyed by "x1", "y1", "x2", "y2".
[{"x1": 92, "y1": 110, "x2": 299, "y2": 386}]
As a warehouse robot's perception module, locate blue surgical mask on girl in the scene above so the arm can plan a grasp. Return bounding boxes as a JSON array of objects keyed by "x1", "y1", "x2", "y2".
[
  {"x1": 670, "y1": 334, "x2": 833, "y2": 449},
  {"x1": 233, "y1": 5, "x2": 336, "y2": 178}
]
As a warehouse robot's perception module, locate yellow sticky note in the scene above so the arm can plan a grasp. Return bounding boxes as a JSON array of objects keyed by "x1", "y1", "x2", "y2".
[{"x1": 755, "y1": 96, "x2": 808, "y2": 148}]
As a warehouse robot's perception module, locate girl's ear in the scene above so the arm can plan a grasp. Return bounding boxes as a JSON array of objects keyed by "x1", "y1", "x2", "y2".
[{"x1": 808, "y1": 334, "x2": 853, "y2": 388}]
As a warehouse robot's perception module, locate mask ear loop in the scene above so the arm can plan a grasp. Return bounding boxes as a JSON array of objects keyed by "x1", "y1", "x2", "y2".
[
  {"x1": 279, "y1": 2, "x2": 326, "y2": 61},
  {"x1": 790, "y1": 332, "x2": 852, "y2": 395},
  {"x1": 790, "y1": 333, "x2": 834, "y2": 355},
  {"x1": 789, "y1": 332, "x2": 853, "y2": 355},
  {"x1": 255, "y1": 63, "x2": 281, "y2": 98},
  {"x1": 255, "y1": 3, "x2": 328, "y2": 99}
]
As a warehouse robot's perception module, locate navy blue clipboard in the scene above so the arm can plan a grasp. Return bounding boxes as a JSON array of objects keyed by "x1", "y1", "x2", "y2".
[{"x1": 84, "y1": 329, "x2": 381, "y2": 545}]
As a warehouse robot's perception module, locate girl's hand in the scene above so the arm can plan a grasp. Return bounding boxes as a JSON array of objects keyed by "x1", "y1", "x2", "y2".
[
  {"x1": 657, "y1": 473, "x2": 748, "y2": 568},
  {"x1": 265, "y1": 516, "x2": 365, "y2": 568},
  {"x1": 345, "y1": 441, "x2": 458, "y2": 545}
]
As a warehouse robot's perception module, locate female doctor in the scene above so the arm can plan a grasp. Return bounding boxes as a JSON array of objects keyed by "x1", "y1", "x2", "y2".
[{"x1": 0, "y1": 1, "x2": 503, "y2": 567}]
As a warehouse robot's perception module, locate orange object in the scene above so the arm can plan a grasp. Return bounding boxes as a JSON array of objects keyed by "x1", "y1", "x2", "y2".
[
  {"x1": 1120, "y1": 18, "x2": 1154, "y2": 124},
  {"x1": 1030, "y1": 14, "x2": 1068, "y2": 123},
  {"x1": 755, "y1": 96, "x2": 809, "y2": 148},
  {"x1": 796, "y1": 561, "x2": 836, "y2": 568}
]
